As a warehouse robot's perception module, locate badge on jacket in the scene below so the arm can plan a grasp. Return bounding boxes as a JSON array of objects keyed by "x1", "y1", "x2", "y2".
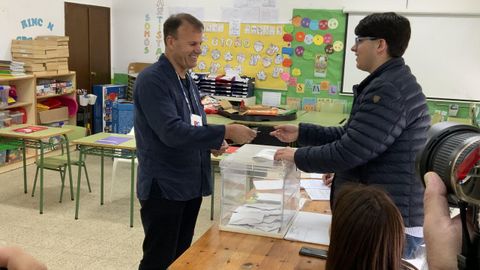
[{"x1": 191, "y1": 114, "x2": 203, "y2": 126}]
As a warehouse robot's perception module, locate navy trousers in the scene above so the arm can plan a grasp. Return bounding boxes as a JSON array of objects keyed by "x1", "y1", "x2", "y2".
[{"x1": 138, "y1": 189, "x2": 202, "y2": 270}]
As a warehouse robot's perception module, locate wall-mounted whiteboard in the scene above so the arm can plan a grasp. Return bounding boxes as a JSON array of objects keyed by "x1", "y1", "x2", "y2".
[{"x1": 341, "y1": 13, "x2": 480, "y2": 101}]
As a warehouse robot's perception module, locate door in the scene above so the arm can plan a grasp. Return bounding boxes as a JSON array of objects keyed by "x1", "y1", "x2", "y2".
[{"x1": 65, "y1": 2, "x2": 111, "y2": 128}]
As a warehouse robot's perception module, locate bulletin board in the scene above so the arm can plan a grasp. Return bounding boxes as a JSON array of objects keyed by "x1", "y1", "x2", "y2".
[
  {"x1": 283, "y1": 9, "x2": 347, "y2": 111},
  {"x1": 194, "y1": 22, "x2": 288, "y2": 90}
]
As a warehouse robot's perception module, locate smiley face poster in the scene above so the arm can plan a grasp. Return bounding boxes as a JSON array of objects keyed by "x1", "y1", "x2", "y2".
[
  {"x1": 284, "y1": 9, "x2": 346, "y2": 110},
  {"x1": 194, "y1": 22, "x2": 288, "y2": 90}
]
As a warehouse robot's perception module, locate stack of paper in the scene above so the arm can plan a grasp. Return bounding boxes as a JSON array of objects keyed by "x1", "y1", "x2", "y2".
[
  {"x1": 284, "y1": 211, "x2": 331, "y2": 245},
  {"x1": 300, "y1": 179, "x2": 331, "y2": 201}
]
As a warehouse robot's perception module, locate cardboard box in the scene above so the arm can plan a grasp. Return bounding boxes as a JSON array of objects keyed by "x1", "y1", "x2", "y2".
[{"x1": 38, "y1": 106, "x2": 68, "y2": 124}]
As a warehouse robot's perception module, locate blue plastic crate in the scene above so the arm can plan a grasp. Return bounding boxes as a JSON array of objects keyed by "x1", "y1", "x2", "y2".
[
  {"x1": 112, "y1": 101, "x2": 134, "y2": 134},
  {"x1": 92, "y1": 84, "x2": 127, "y2": 133}
]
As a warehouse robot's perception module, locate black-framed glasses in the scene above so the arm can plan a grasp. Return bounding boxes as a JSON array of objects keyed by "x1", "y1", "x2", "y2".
[{"x1": 354, "y1": 36, "x2": 378, "y2": 45}]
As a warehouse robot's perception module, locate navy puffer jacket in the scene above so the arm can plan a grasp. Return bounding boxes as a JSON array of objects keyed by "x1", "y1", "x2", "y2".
[{"x1": 294, "y1": 57, "x2": 430, "y2": 227}]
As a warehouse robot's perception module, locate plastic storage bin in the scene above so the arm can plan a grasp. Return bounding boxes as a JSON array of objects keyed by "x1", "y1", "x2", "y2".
[
  {"x1": 219, "y1": 144, "x2": 300, "y2": 238},
  {"x1": 0, "y1": 86, "x2": 9, "y2": 108},
  {"x1": 0, "y1": 150, "x2": 6, "y2": 166},
  {"x1": 10, "y1": 111, "x2": 24, "y2": 125},
  {"x1": 0, "y1": 111, "x2": 7, "y2": 128}
]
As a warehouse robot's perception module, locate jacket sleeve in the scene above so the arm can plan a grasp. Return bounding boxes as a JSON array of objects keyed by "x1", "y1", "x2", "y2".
[
  {"x1": 294, "y1": 80, "x2": 406, "y2": 173},
  {"x1": 135, "y1": 72, "x2": 225, "y2": 150},
  {"x1": 297, "y1": 123, "x2": 345, "y2": 146}
]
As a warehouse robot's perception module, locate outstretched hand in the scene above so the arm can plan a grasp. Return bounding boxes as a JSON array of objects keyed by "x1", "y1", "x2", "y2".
[
  {"x1": 269, "y1": 125, "x2": 299, "y2": 143},
  {"x1": 225, "y1": 124, "x2": 257, "y2": 145}
]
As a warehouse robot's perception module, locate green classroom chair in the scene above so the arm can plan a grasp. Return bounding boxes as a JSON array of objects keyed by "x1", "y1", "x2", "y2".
[{"x1": 31, "y1": 125, "x2": 92, "y2": 203}]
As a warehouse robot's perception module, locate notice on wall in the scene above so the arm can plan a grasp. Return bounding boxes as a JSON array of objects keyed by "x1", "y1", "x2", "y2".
[{"x1": 194, "y1": 22, "x2": 288, "y2": 90}]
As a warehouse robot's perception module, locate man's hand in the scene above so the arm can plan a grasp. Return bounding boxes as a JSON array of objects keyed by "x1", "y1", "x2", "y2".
[
  {"x1": 273, "y1": 147, "x2": 296, "y2": 162},
  {"x1": 423, "y1": 172, "x2": 462, "y2": 270},
  {"x1": 211, "y1": 140, "x2": 228, "y2": 157},
  {"x1": 322, "y1": 173, "x2": 334, "y2": 187},
  {"x1": 225, "y1": 124, "x2": 256, "y2": 145},
  {"x1": 270, "y1": 125, "x2": 299, "y2": 143},
  {"x1": 0, "y1": 246, "x2": 47, "y2": 270}
]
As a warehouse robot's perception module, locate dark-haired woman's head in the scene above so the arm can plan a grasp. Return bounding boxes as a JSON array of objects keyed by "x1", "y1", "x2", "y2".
[{"x1": 326, "y1": 184, "x2": 405, "y2": 270}]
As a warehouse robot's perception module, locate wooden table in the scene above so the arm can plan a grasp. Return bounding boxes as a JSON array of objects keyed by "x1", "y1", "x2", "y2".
[
  {"x1": 170, "y1": 200, "x2": 331, "y2": 270},
  {"x1": 0, "y1": 124, "x2": 73, "y2": 214},
  {"x1": 72, "y1": 132, "x2": 136, "y2": 227}
]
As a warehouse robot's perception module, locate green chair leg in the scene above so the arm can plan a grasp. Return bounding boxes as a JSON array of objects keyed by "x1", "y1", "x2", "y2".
[
  {"x1": 68, "y1": 165, "x2": 74, "y2": 201},
  {"x1": 32, "y1": 166, "x2": 40, "y2": 197},
  {"x1": 59, "y1": 165, "x2": 66, "y2": 203},
  {"x1": 83, "y1": 163, "x2": 92, "y2": 193}
]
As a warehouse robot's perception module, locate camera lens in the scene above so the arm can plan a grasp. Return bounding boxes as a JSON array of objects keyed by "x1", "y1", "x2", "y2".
[{"x1": 417, "y1": 122, "x2": 480, "y2": 205}]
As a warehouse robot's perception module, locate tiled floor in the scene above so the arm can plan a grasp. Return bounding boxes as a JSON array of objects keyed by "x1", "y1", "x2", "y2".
[{"x1": 0, "y1": 155, "x2": 219, "y2": 269}]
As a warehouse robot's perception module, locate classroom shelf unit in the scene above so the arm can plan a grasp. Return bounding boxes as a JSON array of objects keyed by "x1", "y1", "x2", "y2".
[{"x1": 0, "y1": 72, "x2": 77, "y2": 172}]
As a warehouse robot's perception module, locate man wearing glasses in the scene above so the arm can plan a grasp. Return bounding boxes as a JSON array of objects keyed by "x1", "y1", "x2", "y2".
[{"x1": 271, "y1": 12, "x2": 430, "y2": 259}]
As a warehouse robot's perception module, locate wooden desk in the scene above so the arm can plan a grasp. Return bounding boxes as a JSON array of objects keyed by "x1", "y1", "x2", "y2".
[
  {"x1": 170, "y1": 200, "x2": 330, "y2": 270},
  {"x1": 72, "y1": 132, "x2": 136, "y2": 227},
  {"x1": 0, "y1": 125, "x2": 73, "y2": 214}
]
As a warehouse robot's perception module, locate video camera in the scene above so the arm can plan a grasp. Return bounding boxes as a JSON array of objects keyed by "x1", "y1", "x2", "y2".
[{"x1": 417, "y1": 121, "x2": 480, "y2": 269}]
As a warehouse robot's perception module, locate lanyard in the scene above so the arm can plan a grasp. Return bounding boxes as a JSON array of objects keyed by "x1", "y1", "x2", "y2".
[{"x1": 176, "y1": 73, "x2": 198, "y2": 115}]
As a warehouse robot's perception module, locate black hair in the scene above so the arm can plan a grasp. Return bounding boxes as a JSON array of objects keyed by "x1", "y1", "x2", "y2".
[{"x1": 355, "y1": 12, "x2": 410, "y2": 57}]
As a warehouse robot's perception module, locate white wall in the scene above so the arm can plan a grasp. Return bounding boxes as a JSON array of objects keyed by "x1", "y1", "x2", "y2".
[
  {"x1": 112, "y1": 0, "x2": 480, "y2": 74},
  {"x1": 111, "y1": 0, "x2": 348, "y2": 74},
  {"x1": 0, "y1": 0, "x2": 112, "y2": 60},
  {"x1": 3, "y1": 0, "x2": 478, "y2": 81}
]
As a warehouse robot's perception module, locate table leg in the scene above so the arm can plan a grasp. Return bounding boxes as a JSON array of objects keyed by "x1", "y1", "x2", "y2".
[
  {"x1": 75, "y1": 146, "x2": 84, "y2": 220},
  {"x1": 63, "y1": 134, "x2": 74, "y2": 200},
  {"x1": 22, "y1": 140, "x2": 27, "y2": 194},
  {"x1": 39, "y1": 141, "x2": 44, "y2": 214},
  {"x1": 100, "y1": 148, "x2": 104, "y2": 205},
  {"x1": 130, "y1": 155, "x2": 135, "y2": 227}
]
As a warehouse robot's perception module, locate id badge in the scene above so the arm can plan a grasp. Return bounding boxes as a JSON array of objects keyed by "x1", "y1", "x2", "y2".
[{"x1": 190, "y1": 114, "x2": 203, "y2": 127}]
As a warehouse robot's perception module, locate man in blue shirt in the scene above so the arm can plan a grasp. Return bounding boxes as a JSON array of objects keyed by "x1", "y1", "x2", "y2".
[{"x1": 134, "y1": 13, "x2": 256, "y2": 270}]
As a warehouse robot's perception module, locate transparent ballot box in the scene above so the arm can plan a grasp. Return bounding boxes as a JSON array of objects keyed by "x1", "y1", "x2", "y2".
[{"x1": 219, "y1": 144, "x2": 300, "y2": 238}]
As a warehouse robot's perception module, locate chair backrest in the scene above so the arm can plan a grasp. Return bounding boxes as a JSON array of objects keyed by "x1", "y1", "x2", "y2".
[
  {"x1": 128, "y1": 62, "x2": 151, "y2": 74},
  {"x1": 62, "y1": 125, "x2": 87, "y2": 141}
]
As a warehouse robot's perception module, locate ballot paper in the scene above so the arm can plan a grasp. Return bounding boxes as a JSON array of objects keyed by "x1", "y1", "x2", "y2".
[
  {"x1": 255, "y1": 192, "x2": 283, "y2": 203},
  {"x1": 228, "y1": 211, "x2": 265, "y2": 225},
  {"x1": 300, "y1": 180, "x2": 328, "y2": 189},
  {"x1": 252, "y1": 148, "x2": 276, "y2": 161},
  {"x1": 300, "y1": 180, "x2": 331, "y2": 200},
  {"x1": 305, "y1": 188, "x2": 331, "y2": 201},
  {"x1": 300, "y1": 172, "x2": 325, "y2": 179},
  {"x1": 284, "y1": 211, "x2": 331, "y2": 245},
  {"x1": 253, "y1": 180, "x2": 283, "y2": 190},
  {"x1": 228, "y1": 203, "x2": 283, "y2": 232}
]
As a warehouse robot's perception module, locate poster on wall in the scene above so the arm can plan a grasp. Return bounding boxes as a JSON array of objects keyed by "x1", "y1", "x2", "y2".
[
  {"x1": 193, "y1": 22, "x2": 288, "y2": 90},
  {"x1": 285, "y1": 9, "x2": 346, "y2": 111}
]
